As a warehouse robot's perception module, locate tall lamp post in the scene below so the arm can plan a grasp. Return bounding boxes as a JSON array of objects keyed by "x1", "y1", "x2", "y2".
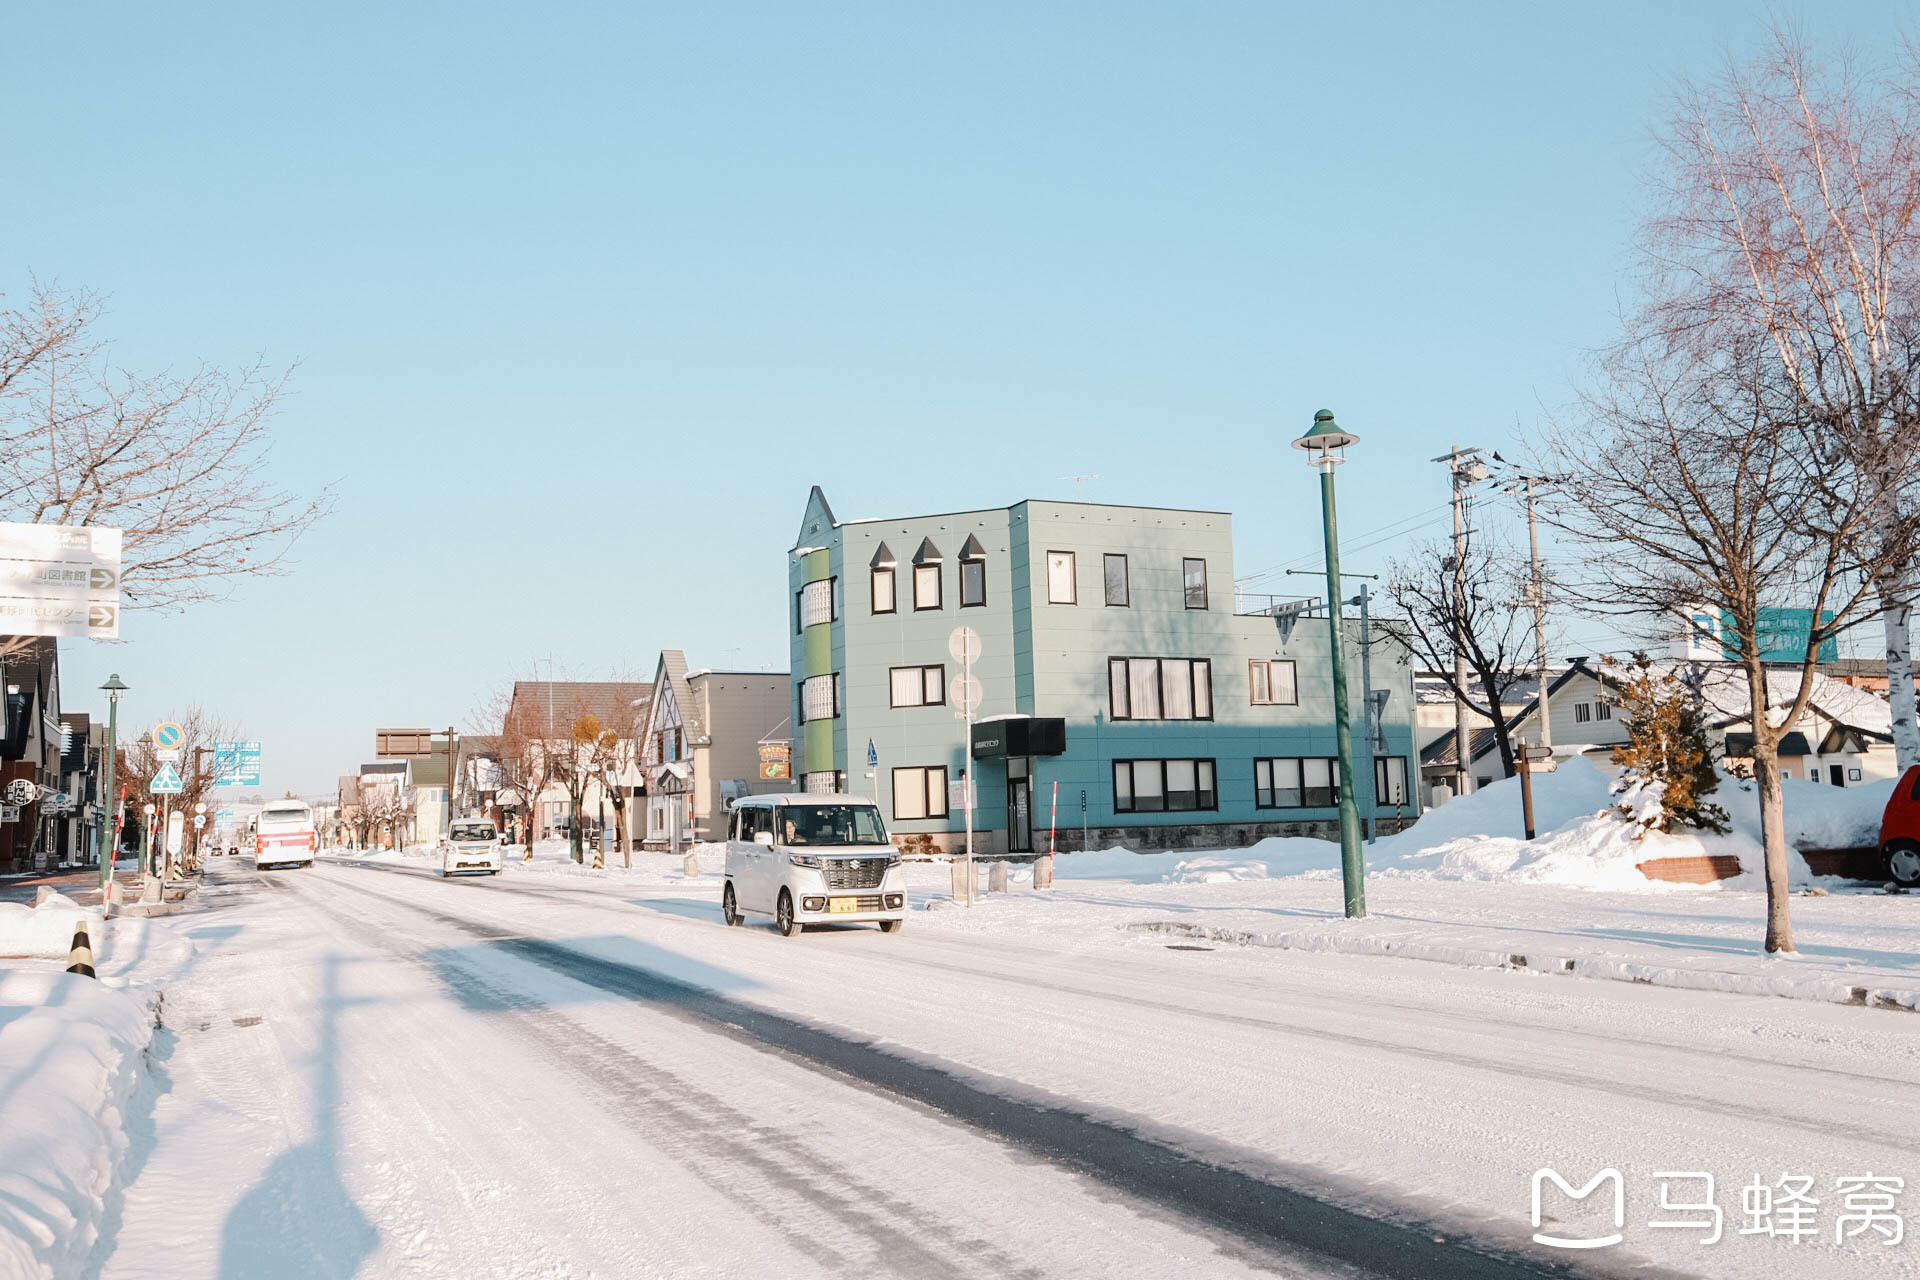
[
  {"x1": 1293, "y1": 410, "x2": 1367, "y2": 919},
  {"x1": 97, "y1": 674, "x2": 128, "y2": 901}
]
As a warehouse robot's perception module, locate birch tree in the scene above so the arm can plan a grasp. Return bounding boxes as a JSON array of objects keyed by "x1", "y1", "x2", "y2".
[
  {"x1": 1646, "y1": 31, "x2": 1920, "y2": 769},
  {"x1": 1544, "y1": 332, "x2": 1920, "y2": 953}
]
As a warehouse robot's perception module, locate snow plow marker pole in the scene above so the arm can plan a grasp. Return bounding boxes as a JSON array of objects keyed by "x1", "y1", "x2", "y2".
[{"x1": 66, "y1": 922, "x2": 96, "y2": 978}]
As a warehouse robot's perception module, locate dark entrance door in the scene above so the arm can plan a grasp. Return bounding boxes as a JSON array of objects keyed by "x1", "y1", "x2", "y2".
[
  {"x1": 1830, "y1": 764, "x2": 1846, "y2": 787},
  {"x1": 1007, "y1": 777, "x2": 1033, "y2": 853}
]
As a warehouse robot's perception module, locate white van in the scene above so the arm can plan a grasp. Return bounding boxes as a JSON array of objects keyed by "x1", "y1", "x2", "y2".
[
  {"x1": 441, "y1": 820, "x2": 504, "y2": 876},
  {"x1": 722, "y1": 795, "x2": 907, "y2": 936}
]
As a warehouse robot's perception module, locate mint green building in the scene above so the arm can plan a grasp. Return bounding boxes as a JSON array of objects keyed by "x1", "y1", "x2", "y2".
[{"x1": 789, "y1": 487, "x2": 1420, "y2": 853}]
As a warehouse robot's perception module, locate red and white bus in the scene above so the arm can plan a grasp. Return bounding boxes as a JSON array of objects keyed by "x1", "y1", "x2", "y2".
[{"x1": 254, "y1": 800, "x2": 316, "y2": 870}]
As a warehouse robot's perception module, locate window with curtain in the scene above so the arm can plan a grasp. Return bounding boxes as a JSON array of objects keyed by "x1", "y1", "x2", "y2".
[
  {"x1": 871, "y1": 567, "x2": 896, "y2": 614},
  {"x1": 1107, "y1": 657, "x2": 1212, "y2": 721},
  {"x1": 889, "y1": 665, "x2": 945, "y2": 708},
  {"x1": 1248, "y1": 659, "x2": 1298, "y2": 705},
  {"x1": 1047, "y1": 551, "x2": 1076, "y2": 604},
  {"x1": 1255, "y1": 758, "x2": 1338, "y2": 808},
  {"x1": 1114, "y1": 759, "x2": 1216, "y2": 813},
  {"x1": 914, "y1": 565, "x2": 942, "y2": 610},
  {"x1": 891, "y1": 766, "x2": 949, "y2": 820}
]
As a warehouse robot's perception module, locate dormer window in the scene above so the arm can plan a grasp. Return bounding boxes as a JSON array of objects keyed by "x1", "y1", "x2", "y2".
[
  {"x1": 959, "y1": 534, "x2": 986, "y2": 608},
  {"x1": 870, "y1": 542, "x2": 897, "y2": 614},
  {"x1": 913, "y1": 538, "x2": 943, "y2": 610}
]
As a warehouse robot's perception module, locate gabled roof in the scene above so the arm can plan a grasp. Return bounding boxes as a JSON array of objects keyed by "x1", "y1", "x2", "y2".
[
  {"x1": 959, "y1": 533, "x2": 985, "y2": 559},
  {"x1": 870, "y1": 541, "x2": 895, "y2": 569},
  {"x1": 644, "y1": 650, "x2": 706, "y2": 746},
  {"x1": 913, "y1": 537, "x2": 942, "y2": 564},
  {"x1": 507, "y1": 681, "x2": 652, "y2": 737}
]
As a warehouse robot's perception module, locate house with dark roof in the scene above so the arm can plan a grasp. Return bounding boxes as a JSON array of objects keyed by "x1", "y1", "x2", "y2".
[{"x1": 499, "y1": 679, "x2": 652, "y2": 847}]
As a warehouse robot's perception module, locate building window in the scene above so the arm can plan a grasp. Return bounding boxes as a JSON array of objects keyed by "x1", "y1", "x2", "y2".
[
  {"x1": 1255, "y1": 757, "x2": 1340, "y2": 809},
  {"x1": 1183, "y1": 558, "x2": 1208, "y2": 609},
  {"x1": 889, "y1": 665, "x2": 946, "y2": 708},
  {"x1": 891, "y1": 766, "x2": 950, "y2": 820},
  {"x1": 960, "y1": 557, "x2": 986, "y2": 608},
  {"x1": 1248, "y1": 659, "x2": 1298, "y2": 705},
  {"x1": 1047, "y1": 551, "x2": 1076, "y2": 604},
  {"x1": 798, "y1": 579, "x2": 834, "y2": 630},
  {"x1": 914, "y1": 565, "x2": 942, "y2": 610},
  {"x1": 803, "y1": 770, "x2": 843, "y2": 795},
  {"x1": 1596, "y1": 701, "x2": 1612, "y2": 721},
  {"x1": 1103, "y1": 553, "x2": 1129, "y2": 606},
  {"x1": 800, "y1": 673, "x2": 840, "y2": 722},
  {"x1": 871, "y1": 567, "x2": 896, "y2": 614},
  {"x1": 1574, "y1": 702, "x2": 1593, "y2": 723},
  {"x1": 1114, "y1": 759, "x2": 1216, "y2": 813},
  {"x1": 1108, "y1": 657, "x2": 1213, "y2": 721},
  {"x1": 1375, "y1": 756, "x2": 1409, "y2": 807}
]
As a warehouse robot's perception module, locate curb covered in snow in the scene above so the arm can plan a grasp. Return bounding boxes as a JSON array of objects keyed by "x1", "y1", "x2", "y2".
[{"x1": 1125, "y1": 920, "x2": 1920, "y2": 1013}]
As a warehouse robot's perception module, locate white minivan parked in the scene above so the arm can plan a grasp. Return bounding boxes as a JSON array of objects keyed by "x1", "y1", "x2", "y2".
[
  {"x1": 440, "y1": 819, "x2": 504, "y2": 876},
  {"x1": 722, "y1": 795, "x2": 907, "y2": 936}
]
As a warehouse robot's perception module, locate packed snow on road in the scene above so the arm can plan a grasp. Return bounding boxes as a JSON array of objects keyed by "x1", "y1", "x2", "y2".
[{"x1": 3, "y1": 766, "x2": 1918, "y2": 1279}]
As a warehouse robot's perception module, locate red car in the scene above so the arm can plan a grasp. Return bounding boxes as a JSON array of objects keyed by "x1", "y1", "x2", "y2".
[{"x1": 1879, "y1": 765, "x2": 1920, "y2": 887}]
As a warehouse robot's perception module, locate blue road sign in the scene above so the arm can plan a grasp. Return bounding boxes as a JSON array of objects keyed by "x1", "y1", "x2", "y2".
[
  {"x1": 212, "y1": 741, "x2": 262, "y2": 788},
  {"x1": 150, "y1": 762, "x2": 184, "y2": 795},
  {"x1": 866, "y1": 738, "x2": 878, "y2": 768},
  {"x1": 153, "y1": 722, "x2": 184, "y2": 751}
]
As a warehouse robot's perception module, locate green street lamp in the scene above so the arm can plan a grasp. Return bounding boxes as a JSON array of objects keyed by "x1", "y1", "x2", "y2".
[
  {"x1": 97, "y1": 673, "x2": 128, "y2": 902},
  {"x1": 1293, "y1": 410, "x2": 1367, "y2": 919}
]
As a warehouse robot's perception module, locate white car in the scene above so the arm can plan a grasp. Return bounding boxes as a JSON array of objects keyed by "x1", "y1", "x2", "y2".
[
  {"x1": 722, "y1": 795, "x2": 907, "y2": 936},
  {"x1": 440, "y1": 820, "x2": 504, "y2": 876}
]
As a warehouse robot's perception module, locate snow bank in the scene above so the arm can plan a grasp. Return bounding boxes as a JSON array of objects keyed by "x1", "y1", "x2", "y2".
[
  {"x1": 1054, "y1": 758, "x2": 1896, "y2": 893},
  {"x1": 0, "y1": 892, "x2": 101, "y2": 960},
  {"x1": 0, "y1": 970, "x2": 156, "y2": 1280}
]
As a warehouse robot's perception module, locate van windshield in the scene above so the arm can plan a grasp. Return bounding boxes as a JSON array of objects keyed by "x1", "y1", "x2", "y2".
[
  {"x1": 451, "y1": 823, "x2": 496, "y2": 841},
  {"x1": 775, "y1": 804, "x2": 889, "y2": 846}
]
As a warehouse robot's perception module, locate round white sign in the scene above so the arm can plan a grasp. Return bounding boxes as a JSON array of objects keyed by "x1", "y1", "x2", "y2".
[
  {"x1": 950, "y1": 673, "x2": 985, "y2": 713},
  {"x1": 948, "y1": 626, "x2": 983, "y2": 664}
]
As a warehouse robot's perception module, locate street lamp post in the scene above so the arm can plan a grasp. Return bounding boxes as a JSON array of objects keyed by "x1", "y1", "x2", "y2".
[
  {"x1": 1293, "y1": 410, "x2": 1367, "y2": 919},
  {"x1": 97, "y1": 674, "x2": 127, "y2": 902}
]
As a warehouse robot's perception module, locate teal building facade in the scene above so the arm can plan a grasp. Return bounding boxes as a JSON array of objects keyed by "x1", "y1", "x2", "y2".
[{"x1": 789, "y1": 487, "x2": 1421, "y2": 853}]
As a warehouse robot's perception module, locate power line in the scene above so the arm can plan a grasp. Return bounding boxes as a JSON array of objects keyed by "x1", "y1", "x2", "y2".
[{"x1": 1237, "y1": 502, "x2": 1452, "y2": 586}]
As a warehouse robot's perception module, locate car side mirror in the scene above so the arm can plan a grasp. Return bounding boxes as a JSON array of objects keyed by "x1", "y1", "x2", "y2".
[{"x1": 752, "y1": 831, "x2": 774, "y2": 846}]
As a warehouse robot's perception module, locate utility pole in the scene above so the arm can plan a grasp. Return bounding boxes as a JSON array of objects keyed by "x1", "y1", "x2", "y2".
[
  {"x1": 1435, "y1": 444, "x2": 1489, "y2": 795},
  {"x1": 1521, "y1": 476, "x2": 1553, "y2": 758}
]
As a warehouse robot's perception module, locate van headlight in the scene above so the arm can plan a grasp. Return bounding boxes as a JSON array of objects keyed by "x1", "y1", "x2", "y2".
[{"x1": 788, "y1": 854, "x2": 827, "y2": 869}]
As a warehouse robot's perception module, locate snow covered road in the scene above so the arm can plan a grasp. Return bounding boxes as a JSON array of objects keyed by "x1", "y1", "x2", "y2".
[{"x1": 92, "y1": 856, "x2": 1920, "y2": 1279}]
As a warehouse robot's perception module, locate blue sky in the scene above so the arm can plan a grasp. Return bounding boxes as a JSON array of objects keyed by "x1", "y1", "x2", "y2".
[{"x1": 3, "y1": 2, "x2": 1907, "y2": 793}]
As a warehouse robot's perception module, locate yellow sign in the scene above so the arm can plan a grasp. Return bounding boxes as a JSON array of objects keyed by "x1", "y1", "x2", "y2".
[{"x1": 758, "y1": 742, "x2": 790, "y2": 779}]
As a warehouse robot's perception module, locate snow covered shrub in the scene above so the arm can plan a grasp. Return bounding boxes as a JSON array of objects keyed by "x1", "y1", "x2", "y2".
[{"x1": 1605, "y1": 655, "x2": 1730, "y2": 835}]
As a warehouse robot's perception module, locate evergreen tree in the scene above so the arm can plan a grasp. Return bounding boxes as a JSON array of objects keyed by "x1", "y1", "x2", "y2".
[{"x1": 1606, "y1": 655, "x2": 1731, "y2": 835}]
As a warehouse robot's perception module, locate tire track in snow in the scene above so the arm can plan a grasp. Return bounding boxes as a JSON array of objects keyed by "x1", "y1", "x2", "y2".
[
  {"x1": 286, "y1": 867, "x2": 1049, "y2": 1280},
  {"x1": 305, "y1": 865, "x2": 1662, "y2": 1280}
]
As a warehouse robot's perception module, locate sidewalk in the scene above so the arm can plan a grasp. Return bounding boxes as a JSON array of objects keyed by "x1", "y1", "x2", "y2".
[
  {"x1": 0, "y1": 861, "x2": 138, "y2": 906},
  {"x1": 904, "y1": 861, "x2": 1920, "y2": 1012}
]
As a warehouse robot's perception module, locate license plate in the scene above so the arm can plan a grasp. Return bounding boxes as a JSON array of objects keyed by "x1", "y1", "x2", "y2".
[{"x1": 829, "y1": 897, "x2": 859, "y2": 914}]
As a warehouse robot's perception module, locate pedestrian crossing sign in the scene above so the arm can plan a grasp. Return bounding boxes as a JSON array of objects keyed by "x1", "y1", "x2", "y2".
[{"x1": 151, "y1": 762, "x2": 184, "y2": 794}]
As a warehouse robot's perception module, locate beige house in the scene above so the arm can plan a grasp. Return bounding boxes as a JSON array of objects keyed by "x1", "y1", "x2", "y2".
[
  {"x1": 638, "y1": 651, "x2": 792, "y2": 850},
  {"x1": 497, "y1": 680, "x2": 651, "y2": 848}
]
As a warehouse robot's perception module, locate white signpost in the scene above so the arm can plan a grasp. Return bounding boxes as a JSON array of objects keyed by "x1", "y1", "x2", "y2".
[
  {"x1": 0, "y1": 523, "x2": 122, "y2": 639},
  {"x1": 948, "y1": 627, "x2": 983, "y2": 905}
]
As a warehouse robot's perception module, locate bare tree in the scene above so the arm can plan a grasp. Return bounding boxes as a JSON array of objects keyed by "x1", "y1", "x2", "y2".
[
  {"x1": 555, "y1": 709, "x2": 621, "y2": 868},
  {"x1": 119, "y1": 705, "x2": 244, "y2": 861},
  {"x1": 482, "y1": 682, "x2": 555, "y2": 860},
  {"x1": 1544, "y1": 328, "x2": 1920, "y2": 953},
  {"x1": 1385, "y1": 531, "x2": 1539, "y2": 780},
  {"x1": 1645, "y1": 31, "x2": 1920, "y2": 770},
  {"x1": 0, "y1": 282, "x2": 334, "y2": 658}
]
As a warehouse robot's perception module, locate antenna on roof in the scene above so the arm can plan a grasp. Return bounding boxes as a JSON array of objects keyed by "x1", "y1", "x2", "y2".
[{"x1": 1061, "y1": 473, "x2": 1099, "y2": 500}]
